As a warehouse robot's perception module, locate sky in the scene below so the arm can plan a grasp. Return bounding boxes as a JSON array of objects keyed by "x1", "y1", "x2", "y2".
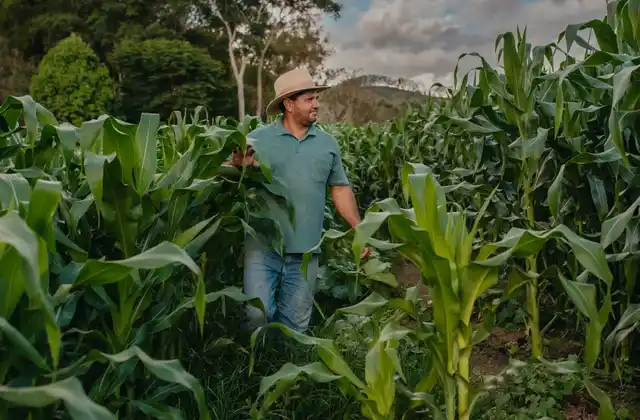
[{"x1": 321, "y1": 0, "x2": 611, "y2": 90}]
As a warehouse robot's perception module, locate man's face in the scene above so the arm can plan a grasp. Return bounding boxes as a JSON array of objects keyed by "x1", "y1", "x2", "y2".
[{"x1": 286, "y1": 91, "x2": 319, "y2": 125}]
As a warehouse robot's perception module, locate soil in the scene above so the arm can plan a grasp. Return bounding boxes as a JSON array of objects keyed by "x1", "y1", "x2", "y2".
[
  {"x1": 470, "y1": 343, "x2": 511, "y2": 378},
  {"x1": 391, "y1": 258, "x2": 428, "y2": 298},
  {"x1": 391, "y1": 259, "x2": 639, "y2": 420},
  {"x1": 563, "y1": 400, "x2": 597, "y2": 420}
]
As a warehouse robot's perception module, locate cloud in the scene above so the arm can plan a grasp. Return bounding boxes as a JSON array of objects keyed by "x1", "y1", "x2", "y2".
[
  {"x1": 343, "y1": 15, "x2": 490, "y2": 53},
  {"x1": 323, "y1": 0, "x2": 608, "y2": 89}
]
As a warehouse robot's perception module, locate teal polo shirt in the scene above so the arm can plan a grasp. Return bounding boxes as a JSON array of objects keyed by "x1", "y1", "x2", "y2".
[{"x1": 248, "y1": 115, "x2": 350, "y2": 254}]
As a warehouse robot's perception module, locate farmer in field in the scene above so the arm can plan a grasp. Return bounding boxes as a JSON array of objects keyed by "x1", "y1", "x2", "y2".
[{"x1": 228, "y1": 67, "x2": 370, "y2": 334}]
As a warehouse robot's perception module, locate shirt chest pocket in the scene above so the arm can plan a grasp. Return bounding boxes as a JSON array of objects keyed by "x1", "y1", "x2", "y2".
[{"x1": 310, "y1": 154, "x2": 333, "y2": 184}]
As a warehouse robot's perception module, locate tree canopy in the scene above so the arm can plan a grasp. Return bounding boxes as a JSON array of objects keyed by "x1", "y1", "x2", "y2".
[
  {"x1": 0, "y1": 0, "x2": 342, "y2": 122},
  {"x1": 30, "y1": 33, "x2": 115, "y2": 125},
  {"x1": 110, "y1": 38, "x2": 234, "y2": 122}
]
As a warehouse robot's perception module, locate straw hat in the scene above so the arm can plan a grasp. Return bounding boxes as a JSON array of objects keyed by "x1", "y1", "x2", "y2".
[{"x1": 265, "y1": 67, "x2": 330, "y2": 115}]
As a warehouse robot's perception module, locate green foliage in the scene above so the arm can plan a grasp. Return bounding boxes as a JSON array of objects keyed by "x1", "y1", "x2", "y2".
[
  {"x1": 296, "y1": 162, "x2": 614, "y2": 420},
  {"x1": 26, "y1": 13, "x2": 86, "y2": 54},
  {"x1": 29, "y1": 34, "x2": 114, "y2": 126},
  {"x1": 258, "y1": 3, "x2": 640, "y2": 420},
  {"x1": 493, "y1": 294, "x2": 528, "y2": 331},
  {"x1": 2, "y1": 3, "x2": 640, "y2": 420},
  {"x1": 0, "y1": 94, "x2": 288, "y2": 419},
  {"x1": 479, "y1": 359, "x2": 583, "y2": 420},
  {"x1": 0, "y1": 36, "x2": 36, "y2": 101},
  {"x1": 0, "y1": 0, "x2": 337, "y2": 123},
  {"x1": 0, "y1": 0, "x2": 193, "y2": 59},
  {"x1": 0, "y1": 1, "x2": 82, "y2": 57},
  {"x1": 320, "y1": 0, "x2": 640, "y2": 367},
  {"x1": 110, "y1": 38, "x2": 235, "y2": 122}
]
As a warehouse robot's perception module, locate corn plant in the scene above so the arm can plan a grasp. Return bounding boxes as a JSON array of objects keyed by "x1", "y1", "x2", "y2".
[
  {"x1": 0, "y1": 3, "x2": 639, "y2": 419},
  {"x1": 322, "y1": 1, "x2": 639, "y2": 373},
  {"x1": 0, "y1": 95, "x2": 286, "y2": 419},
  {"x1": 249, "y1": 161, "x2": 615, "y2": 419},
  {"x1": 248, "y1": 310, "x2": 415, "y2": 420}
]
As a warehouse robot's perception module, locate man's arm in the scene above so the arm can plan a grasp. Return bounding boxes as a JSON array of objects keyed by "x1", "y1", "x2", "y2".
[
  {"x1": 326, "y1": 139, "x2": 361, "y2": 228},
  {"x1": 331, "y1": 185, "x2": 361, "y2": 228},
  {"x1": 331, "y1": 185, "x2": 371, "y2": 259},
  {"x1": 327, "y1": 141, "x2": 371, "y2": 259}
]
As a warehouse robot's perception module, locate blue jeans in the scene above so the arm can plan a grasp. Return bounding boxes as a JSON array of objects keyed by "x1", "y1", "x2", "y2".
[{"x1": 243, "y1": 238, "x2": 319, "y2": 333}]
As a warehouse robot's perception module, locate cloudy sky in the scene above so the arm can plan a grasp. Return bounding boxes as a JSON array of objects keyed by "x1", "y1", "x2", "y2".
[{"x1": 321, "y1": 0, "x2": 610, "y2": 89}]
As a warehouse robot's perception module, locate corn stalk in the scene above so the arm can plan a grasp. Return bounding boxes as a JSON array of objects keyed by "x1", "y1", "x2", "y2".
[{"x1": 0, "y1": 96, "x2": 286, "y2": 419}]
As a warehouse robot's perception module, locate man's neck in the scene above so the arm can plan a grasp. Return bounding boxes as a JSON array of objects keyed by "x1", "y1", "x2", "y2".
[{"x1": 282, "y1": 115, "x2": 309, "y2": 140}]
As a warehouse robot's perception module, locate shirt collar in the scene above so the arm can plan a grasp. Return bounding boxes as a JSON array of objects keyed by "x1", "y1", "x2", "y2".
[{"x1": 274, "y1": 114, "x2": 318, "y2": 139}]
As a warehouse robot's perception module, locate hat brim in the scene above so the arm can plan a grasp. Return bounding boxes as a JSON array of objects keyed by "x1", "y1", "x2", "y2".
[{"x1": 265, "y1": 85, "x2": 330, "y2": 115}]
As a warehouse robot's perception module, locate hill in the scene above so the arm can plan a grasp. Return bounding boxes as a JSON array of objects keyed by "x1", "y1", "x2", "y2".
[{"x1": 317, "y1": 78, "x2": 437, "y2": 125}]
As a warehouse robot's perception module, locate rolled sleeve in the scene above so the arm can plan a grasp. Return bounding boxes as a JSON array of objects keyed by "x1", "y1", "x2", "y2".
[{"x1": 328, "y1": 151, "x2": 350, "y2": 186}]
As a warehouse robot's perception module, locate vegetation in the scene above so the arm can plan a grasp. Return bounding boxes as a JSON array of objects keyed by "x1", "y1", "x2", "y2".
[
  {"x1": 0, "y1": 1, "x2": 639, "y2": 420},
  {"x1": 0, "y1": 94, "x2": 287, "y2": 419},
  {"x1": 256, "y1": 2, "x2": 640, "y2": 419},
  {"x1": 0, "y1": 36, "x2": 36, "y2": 104},
  {"x1": 30, "y1": 34, "x2": 115, "y2": 125},
  {"x1": 0, "y1": 0, "x2": 349, "y2": 121},
  {"x1": 109, "y1": 38, "x2": 233, "y2": 122},
  {"x1": 318, "y1": 74, "x2": 437, "y2": 124}
]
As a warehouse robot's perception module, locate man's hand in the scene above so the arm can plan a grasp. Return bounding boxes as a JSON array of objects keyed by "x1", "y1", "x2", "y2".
[
  {"x1": 224, "y1": 146, "x2": 259, "y2": 168},
  {"x1": 331, "y1": 185, "x2": 372, "y2": 261},
  {"x1": 360, "y1": 246, "x2": 372, "y2": 260}
]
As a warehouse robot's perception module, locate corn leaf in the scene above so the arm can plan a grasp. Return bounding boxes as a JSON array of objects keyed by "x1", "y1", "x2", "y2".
[{"x1": 0, "y1": 377, "x2": 114, "y2": 420}]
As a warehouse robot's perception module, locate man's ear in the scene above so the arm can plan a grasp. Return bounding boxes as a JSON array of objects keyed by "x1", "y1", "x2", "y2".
[{"x1": 283, "y1": 97, "x2": 295, "y2": 112}]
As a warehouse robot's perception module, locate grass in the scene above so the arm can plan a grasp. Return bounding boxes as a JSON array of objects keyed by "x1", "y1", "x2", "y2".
[
  {"x1": 182, "y1": 285, "x2": 440, "y2": 420},
  {"x1": 194, "y1": 323, "x2": 640, "y2": 420},
  {"x1": 185, "y1": 305, "x2": 360, "y2": 419}
]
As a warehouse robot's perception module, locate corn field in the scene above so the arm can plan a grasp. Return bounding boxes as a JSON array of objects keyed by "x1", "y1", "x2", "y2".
[{"x1": 1, "y1": 2, "x2": 640, "y2": 419}]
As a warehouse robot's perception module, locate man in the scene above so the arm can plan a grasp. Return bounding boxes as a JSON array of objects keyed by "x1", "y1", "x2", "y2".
[{"x1": 228, "y1": 67, "x2": 370, "y2": 333}]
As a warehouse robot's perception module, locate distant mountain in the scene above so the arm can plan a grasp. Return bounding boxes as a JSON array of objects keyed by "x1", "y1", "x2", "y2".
[{"x1": 317, "y1": 77, "x2": 439, "y2": 125}]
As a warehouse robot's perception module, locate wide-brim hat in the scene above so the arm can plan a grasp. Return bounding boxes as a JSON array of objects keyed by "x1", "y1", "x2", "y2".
[{"x1": 265, "y1": 67, "x2": 330, "y2": 115}]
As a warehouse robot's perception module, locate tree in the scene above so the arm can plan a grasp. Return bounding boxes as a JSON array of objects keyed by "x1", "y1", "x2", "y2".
[
  {"x1": 30, "y1": 33, "x2": 115, "y2": 125},
  {"x1": 0, "y1": 1, "x2": 86, "y2": 59},
  {"x1": 109, "y1": 37, "x2": 235, "y2": 122},
  {"x1": 0, "y1": 0, "x2": 198, "y2": 62},
  {"x1": 195, "y1": 0, "x2": 342, "y2": 120},
  {"x1": 1, "y1": 0, "x2": 342, "y2": 121},
  {"x1": 0, "y1": 36, "x2": 36, "y2": 102},
  {"x1": 253, "y1": 14, "x2": 335, "y2": 116},
  {"x1": 80, "y1": 0, "x2": 195, "y2": 59},
  {"x1": 243, "y1": 19, "x2": 334, "y2": 116}
]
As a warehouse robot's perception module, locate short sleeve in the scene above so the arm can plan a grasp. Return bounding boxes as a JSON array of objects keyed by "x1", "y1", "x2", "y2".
[{"x1": 328, "y1": 139, "x2": 350, "y2": 187}]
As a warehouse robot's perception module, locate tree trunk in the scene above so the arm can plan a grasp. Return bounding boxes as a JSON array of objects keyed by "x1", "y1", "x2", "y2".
[
  {"x1": 217, "y1": 11, "x2": 247, "y2": 121},
  {"x1": 256, "y1": 56, "x2": 265, "y2": 118},
  {"x1": 236, "y1": 71, "x2": 245, "y2": 121},
  {"x1": 256, "y1": 55, "x2": 264, "y2": 117},
  {"x1": 227, "y1": 41, "x2": 246, "y2": 121},
  {"x1": 256, "y1": 34, "x2": 276, "y2": 117}
]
